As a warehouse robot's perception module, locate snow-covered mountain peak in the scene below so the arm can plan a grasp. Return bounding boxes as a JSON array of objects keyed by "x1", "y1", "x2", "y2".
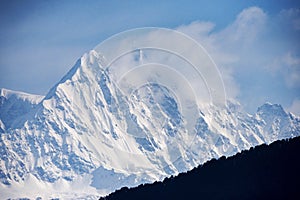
[
  {"x1": 257, "y1": 102, "x2": 287, "y2": 117},
  {"x1": 44, "y1": 50, "x2": 105, "y2": 101},
  {"x1": 255, "y1": 102, "x2": 298, "y2": 143}
]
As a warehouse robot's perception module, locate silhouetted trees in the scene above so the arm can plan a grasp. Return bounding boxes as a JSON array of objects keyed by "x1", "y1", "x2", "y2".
[{"x1": 101, "y1": 136, "x2": 300, "y2": 200}]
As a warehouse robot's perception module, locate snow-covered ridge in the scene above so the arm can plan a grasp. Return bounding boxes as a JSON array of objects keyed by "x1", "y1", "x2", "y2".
[
  {"x1": 0, "y1": 88, "x2": 44, "y2": 131},
  {"x1": 0, "y1": 88, "x2": 44, "y2": 104},
  {"x1": 0, "y1": 50, "x2": 299, "y2": 199}
]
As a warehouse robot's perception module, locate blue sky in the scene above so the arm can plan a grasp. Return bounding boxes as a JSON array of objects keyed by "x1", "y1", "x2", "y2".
[{"x1": 0, "y1": 0, "x2": 299, "y2": 114}]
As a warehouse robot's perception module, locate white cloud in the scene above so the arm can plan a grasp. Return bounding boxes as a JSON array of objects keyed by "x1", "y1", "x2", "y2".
[
  {"x1": 218, "y1": 7, "x2": 267, "y2": 44},
  {"x1": 105, "y1": 28, "x2": 223, "y2": 105},
  {"x1": 175, "y1": 7, "x2": 268, "y2": 101},
  {"x1": 279, "y1": 8, "x2": 300, "y2": 31},
  {"x1": 176, "y1": 21, "x2": 215, "y2": 40},
  {"x1": 175, "y1": 6, "x2": 300, "y2": 113},
  {"x1": 288, "y1": 98, "x2": 300, "y2": 115},
  {"x1": 283, "y1": 52, "x2": 300, "y2": 66},
  {"x1": 266, "y1": 52, "x2": 300, "y2": 88},
  {"x1": 283, "y1": 53, "x2": 300, "y2": 88}
]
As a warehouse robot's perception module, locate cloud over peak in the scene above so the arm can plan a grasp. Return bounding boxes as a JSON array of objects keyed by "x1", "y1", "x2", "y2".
[{"x1": 176, "y1": 6, "x2": 300, "y2": 114}]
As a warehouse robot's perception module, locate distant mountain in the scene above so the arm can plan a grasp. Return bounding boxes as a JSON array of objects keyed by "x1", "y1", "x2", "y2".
[
  {"x1": 0, "y1": 50, "x2": 299, "y2": 199},
  {"x1": 103, "y1": 136, "x2": 300, "y2": 200}
]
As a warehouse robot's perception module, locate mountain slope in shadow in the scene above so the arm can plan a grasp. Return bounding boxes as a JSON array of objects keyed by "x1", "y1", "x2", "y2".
[{"x1": 101, "y1": 136, "x2": 300, "y2": 200}]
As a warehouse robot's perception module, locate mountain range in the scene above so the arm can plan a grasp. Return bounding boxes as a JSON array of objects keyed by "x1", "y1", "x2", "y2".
[{"x1": 0, "y1": 50, "x2": 299, "y2": 199}]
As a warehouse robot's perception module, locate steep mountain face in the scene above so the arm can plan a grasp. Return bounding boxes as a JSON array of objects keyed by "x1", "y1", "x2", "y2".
[{"x1": 0, "y1": 50, "x2": 299, "y2": 199}]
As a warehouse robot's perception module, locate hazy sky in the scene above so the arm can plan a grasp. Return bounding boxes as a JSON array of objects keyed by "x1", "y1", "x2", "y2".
[{"x1": 0, "y1": 0, "x2": 299, "y2": 114}]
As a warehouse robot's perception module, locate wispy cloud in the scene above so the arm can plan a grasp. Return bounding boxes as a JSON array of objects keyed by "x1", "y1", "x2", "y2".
[
  {"x1": 288, "y1": 98, "x2": 300, "y2": 115},
  {"x1": 176, "y1": 6, "x2": 300, "y2": 114},
  {"x1": 278, "y1": 8, "x2": 300, "y2": 31},
  {"x1": 267, "y1": 52, "x2": 300, "y2": 89}
]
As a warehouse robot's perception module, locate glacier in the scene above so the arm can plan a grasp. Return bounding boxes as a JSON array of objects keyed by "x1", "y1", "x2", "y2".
[{"x1": 0, "y1": 50, "x2": 299, "y2": 199}]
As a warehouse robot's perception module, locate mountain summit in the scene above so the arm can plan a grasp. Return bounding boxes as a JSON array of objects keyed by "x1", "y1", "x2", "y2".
[{"x1": 1, "y1": 50, "x2": 299, "y2": 199}]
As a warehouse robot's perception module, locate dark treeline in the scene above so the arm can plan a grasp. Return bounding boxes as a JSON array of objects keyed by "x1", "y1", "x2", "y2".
[{"x1": 101, "y1": 136, "x2": 300, "y2": 200}]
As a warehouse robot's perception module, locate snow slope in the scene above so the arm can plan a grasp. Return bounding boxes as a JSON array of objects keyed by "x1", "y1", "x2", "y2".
[{"x1": 0, "y1": 50, "x2": 299, "y2": 199}]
